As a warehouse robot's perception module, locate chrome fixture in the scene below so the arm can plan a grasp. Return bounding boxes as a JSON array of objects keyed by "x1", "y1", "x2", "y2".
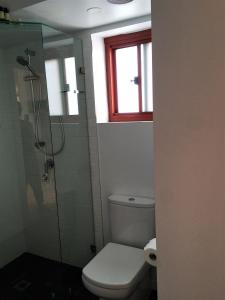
[
  {"x1": 16, "y1": 56, "x2": 39, "y2": 79},
  {"x1": 16, "y1": 48, "x2": 65, "y2": 157},
  {"x1": 16, "y1": 49, "x2": 66, "y2": 181}
]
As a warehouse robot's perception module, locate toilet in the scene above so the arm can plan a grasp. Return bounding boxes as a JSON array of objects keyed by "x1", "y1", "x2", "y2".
[{"x1": 82, "y1": 194, "x2": 155, "y2": 300}]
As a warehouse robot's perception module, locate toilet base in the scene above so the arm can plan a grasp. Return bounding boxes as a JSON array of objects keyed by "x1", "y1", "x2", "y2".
[{"x1": 98, "y1": 274, "x2": 152, "y2": 300}]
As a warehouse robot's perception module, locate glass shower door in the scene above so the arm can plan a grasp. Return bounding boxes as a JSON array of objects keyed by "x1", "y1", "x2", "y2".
[
  {"x1": 42, "y1": 27, "x2": 96, "y2": 268},
  {"x1": 0, "y1": 22, "x2": 61, "y2": 268},
  {"x1": 0, "y1": 22, "x2": 96, "y2": 300}
]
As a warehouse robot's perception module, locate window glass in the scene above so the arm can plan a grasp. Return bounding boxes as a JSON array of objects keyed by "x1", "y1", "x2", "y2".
[
  {"x1": 104, "y1": 29, "x2": 152, "y2": 122},
  {"x1": 115, "y1": 46, "x2": 139, "y2": 113},
  {"x1": 64, "y1": 57, "x2": 79, "y2": 115},
  {"x1": 45, "y1": 59, "x2": 64, "y2": 116},
  {"x1": 141, "y1": 42, "x2": 153, "y2": 112},
  {"x1": 45, "y1": 57, "x2": 79, "y2": 116}
]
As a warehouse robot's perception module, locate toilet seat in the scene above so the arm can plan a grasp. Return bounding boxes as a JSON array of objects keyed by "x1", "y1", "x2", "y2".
[{"x1": 82, "y1": 243, "x2": 148, "y2": 299}]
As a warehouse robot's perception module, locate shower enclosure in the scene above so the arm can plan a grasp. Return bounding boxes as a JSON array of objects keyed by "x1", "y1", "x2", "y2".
[{"x1": 0, "y1": 21, "x2": 95, "y2": 298}]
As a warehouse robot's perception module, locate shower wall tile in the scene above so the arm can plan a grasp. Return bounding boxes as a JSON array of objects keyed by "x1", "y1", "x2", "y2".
[
  {"x1": 51, "y1": 122, "x2": 88, "y2": 138},
  {"x1": 25, "y1": 208, "x2": 61, "y2": 261},
  {"x1": 0, "y1": 231, "x2": 26, "y2": 267},
  {"x1": 1, "y1": 32, "x2": 62, "y2": 264},
  {"x1": 61, "y1": 233, "x2": 94, "y2": 268},
  {"x1": 74, "y1": 31, "x2": 104, "y2": 251},
  {"x1": 51, "y1": 122, "x2": 95, "y2": 267},
  {"x1": 87, "y1": 120, "x2": 98, "y2": 137}
]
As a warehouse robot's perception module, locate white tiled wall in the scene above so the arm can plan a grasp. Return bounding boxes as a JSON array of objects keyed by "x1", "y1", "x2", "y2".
[
  {"x1": 51, "y1": 122, "x2": 95, "y2": 267},
  {"x1": 97, "y1": 122, "x2": 154, "y2": 242},
  {"x1": 75, "y1": 31, "x2": 105, "y2": 251},
  {"x1": 75, "y1": 15, "x2": 152, "y2": 246}
]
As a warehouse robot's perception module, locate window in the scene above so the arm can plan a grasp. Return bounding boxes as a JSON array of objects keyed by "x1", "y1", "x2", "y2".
[
  {"x1": 45, "y1": 56, "x2": 79, "y2": 116},
  {"x1": 105, "y1": 29, "x2": 153, "y2": 122}
]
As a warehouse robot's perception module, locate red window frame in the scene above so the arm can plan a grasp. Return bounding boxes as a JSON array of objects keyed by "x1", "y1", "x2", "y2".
[{"x1": 105, "y1": 29, "x2": 153, "y2": 122}]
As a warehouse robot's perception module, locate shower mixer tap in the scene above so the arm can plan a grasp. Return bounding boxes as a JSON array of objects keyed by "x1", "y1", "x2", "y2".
[
  {"x1": 42, "y1": 158, "x2": 54, "y2": 182},
  {"x1": 24, "y1": 48, "x2": 36, "y2": 57}
]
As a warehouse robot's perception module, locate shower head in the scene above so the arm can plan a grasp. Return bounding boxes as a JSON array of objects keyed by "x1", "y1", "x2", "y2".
[
  {"x1": 16, "y1": 56, "x2": 39, "y2": 79},
  {"x1": 16, "y1": 56, "x2": 29, "y2": 67}
]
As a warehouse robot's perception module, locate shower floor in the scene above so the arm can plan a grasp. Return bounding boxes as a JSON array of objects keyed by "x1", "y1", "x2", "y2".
[
  {"x1": 0, "y1": 253, "x2": 157, "y2": 300},
  {"x1": 0, "y1": 253, "x2": 97, "y2": 300}
]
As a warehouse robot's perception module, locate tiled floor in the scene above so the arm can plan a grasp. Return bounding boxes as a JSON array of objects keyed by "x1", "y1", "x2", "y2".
[
  {"x1": 149, "y1": 290, "x2": 157, "y2": 300},
  {"x1": 0, "y1": 253, "x2": 157, "y2": 300},
  {"x1": 0, "y1": 253, "x2": 97, "y2": 300}
]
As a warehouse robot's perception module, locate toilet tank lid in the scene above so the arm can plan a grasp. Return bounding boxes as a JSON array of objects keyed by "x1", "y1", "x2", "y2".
[{"x1": 108, "y1": 194, "x2": 155, "y2": 208}]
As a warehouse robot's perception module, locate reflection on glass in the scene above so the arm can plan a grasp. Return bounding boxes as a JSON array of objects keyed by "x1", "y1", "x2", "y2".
[
  {"x1": 116, "y1": 46, "x2": 139, "y2": 113},
  {"x1": 45, "y1": 56, "x2": 79, "y2": 116},
  {"x1": 141, "y1": 42, "x2": 153, "y2": 112},
  {"x1": 64, "y1": 57, "x2": 79, "y2": 115},
  {"x1": 45, "y1": 59, "x2": 65, "y2": 116}
]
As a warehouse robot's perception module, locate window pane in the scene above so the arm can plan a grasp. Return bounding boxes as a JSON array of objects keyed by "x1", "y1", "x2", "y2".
[
  {"x1": 45, "y1": 59, "x2": 65, "y2": 116},
  {"x1": 64, "y1": 57, "x2": 79, "y2": 115},
  {"x1": 141, "y1": 43, "x2": 153, "y2": 112},
  {"x1": 116, "y1": 46, "x2": 139, "y2": 113}
]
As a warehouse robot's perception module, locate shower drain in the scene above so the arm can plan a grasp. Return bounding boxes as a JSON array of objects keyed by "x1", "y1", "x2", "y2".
[{"x1": 13, "y1": 280, "x2": 31, "y2": 292}]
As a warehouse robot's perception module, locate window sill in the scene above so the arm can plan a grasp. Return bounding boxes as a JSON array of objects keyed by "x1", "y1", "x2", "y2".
[
  {"x1": 97, "y1": 120, "x2": 153, "y2": 124},
  {"x1": 109, "y1": 112, "x2": 153, "y2": 122}
]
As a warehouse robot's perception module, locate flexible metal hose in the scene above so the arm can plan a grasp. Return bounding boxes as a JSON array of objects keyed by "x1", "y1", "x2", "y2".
[{"x1": 31, "y1": 77, "x2": 65, "y2": 156}]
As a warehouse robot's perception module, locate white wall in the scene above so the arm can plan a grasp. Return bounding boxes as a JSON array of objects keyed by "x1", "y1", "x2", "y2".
[
  {"x1": 75, "y1": 16, "x2": 151, "y2": 249},
  {"x1": 152, "y1": 0, "x2": 225, "y2": 299},
  {"x1": 51, "y1": 122, "x2": 95, "y2": 267},
  {"x1": 91, "y1": 20, "x2": 154, "y2": 243},
  {"x1": 98, "y1": 122, "x2": 154, "y2": 242}
]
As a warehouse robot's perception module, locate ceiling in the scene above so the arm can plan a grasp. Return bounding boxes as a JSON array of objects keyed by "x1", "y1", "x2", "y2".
[{"x1": 10, "y1": 0, "x2": 151, "y2": 32}]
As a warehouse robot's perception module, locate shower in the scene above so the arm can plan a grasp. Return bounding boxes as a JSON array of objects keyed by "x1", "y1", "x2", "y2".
[
  {"x1": 0, "y1": 22, "x2": 96, "y2": 299},
  {"x1": 16, "y1": 56, "x2": 40, "y2": 79},
  {"x1": 16, "y1": 49, "x2": 65, "y2": 180}
]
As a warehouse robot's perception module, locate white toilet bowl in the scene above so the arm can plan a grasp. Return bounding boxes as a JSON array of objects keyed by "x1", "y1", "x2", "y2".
[
  {"x1": 82, "y1": 195, "x2": 155, "y2": 299},
  {"x1": 82, "y1": 243, "x2": 149, "y2": 300}
]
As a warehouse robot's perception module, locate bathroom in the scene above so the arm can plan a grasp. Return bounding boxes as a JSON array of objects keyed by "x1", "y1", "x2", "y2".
[
  {"x1": 0, "y1": 1, "x2": 224, "y2": 300},
  {"x1": 0, "y1": 1, "x2": 157, "y2": 299}
]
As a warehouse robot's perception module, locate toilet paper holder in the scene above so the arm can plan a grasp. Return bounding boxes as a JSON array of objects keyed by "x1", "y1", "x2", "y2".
[{"x1": 144, "y1": 238, "x2": 157, "y2": 267}]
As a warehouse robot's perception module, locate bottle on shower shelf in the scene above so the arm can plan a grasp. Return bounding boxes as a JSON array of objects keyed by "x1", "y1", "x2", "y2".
[
  {"x1": 0, "y1": 7, "x2": 10, "y2": 22},
  {"x1": 0, "y1": 7, "x2": 5, "y2": 21},
  {"x1": 4, "y1": 7, "x2": 10, "y2": 21}
]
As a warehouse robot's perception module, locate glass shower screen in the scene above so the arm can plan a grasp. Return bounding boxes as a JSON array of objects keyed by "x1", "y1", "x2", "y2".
[{"x1": 0, "y1": 21, "x2": 95, "y2": 275}]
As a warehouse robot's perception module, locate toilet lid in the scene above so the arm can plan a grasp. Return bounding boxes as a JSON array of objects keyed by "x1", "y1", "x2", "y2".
[{"x1": 82, "y1": 243, "x2": 147, "y2": 290}]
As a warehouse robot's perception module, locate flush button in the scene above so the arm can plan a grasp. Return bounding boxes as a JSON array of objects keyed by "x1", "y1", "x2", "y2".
[{"x1": 128, "y1": 197, "x2": 135, "y2": 201}]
